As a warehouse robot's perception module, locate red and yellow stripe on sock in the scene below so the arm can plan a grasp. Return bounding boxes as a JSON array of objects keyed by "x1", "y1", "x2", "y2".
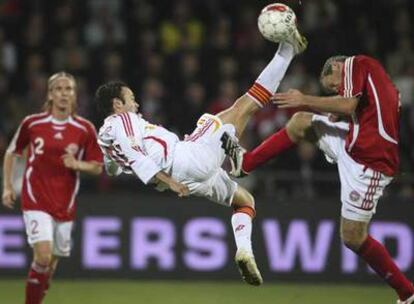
[{"x1": 247, "y1": 82, "x2": 272, "y2": 107}]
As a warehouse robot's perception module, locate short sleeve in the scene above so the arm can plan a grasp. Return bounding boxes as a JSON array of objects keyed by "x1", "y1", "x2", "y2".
[
  {"x1": 7, "y1": 118, "x2": 31, "y2": 155},
  {"x1": 339, "y1": 56, "x2": 367, "y2": 98},
  {"x1": 82, "y1": 123, "x2": 104, "y2": 163}
]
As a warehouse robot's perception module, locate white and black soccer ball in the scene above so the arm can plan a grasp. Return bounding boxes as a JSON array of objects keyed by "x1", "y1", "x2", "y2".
[{"x1": 258, "y1": 3, "x2": 297, "y2": 43}]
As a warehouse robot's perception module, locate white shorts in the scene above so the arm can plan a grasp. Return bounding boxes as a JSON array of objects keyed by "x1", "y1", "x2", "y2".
[
  {"x1": 172, "y1": 114, "x2": 238, "y2": 206},
  {"x1": 23, "y1": 210, "x2": 73, "y2": 257},
  {"x1": 312, "y1": 115, "x2": 393, "y2": 222}
]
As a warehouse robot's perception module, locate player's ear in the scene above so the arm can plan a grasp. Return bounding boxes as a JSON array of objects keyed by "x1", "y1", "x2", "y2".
[
  {"x1": 112, "y1": 98, "x2": 123, "y2": 113},
  {"x1": 332, "y1": 61, "x2": 343, "y2": 73}
]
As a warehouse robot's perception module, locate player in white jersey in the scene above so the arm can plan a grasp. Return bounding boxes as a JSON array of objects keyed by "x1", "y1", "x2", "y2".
[{"x1": 95, "y1": 29, "x2": 307, "y2": 285}]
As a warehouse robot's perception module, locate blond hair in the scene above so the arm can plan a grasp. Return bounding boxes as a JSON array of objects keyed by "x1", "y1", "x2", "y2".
[{"x1": 43, "y1": 71, "x2": 78, "y2": 114}]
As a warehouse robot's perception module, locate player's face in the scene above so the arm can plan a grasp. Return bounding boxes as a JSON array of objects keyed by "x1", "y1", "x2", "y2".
[
  {"x1": 321, "y1": 62, "x2": 343, "y2": 95},
  {"x1": 48, "y1": 77, "x2": 76, "y2": 112},
  {"x1": 120, "y1": 87, "x2": 139, "y2": 113}
]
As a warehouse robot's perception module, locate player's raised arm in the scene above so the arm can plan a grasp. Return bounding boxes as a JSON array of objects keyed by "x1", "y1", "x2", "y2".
[{"x1": 273, "y1": 89, "x2": 359, "y2": 115}]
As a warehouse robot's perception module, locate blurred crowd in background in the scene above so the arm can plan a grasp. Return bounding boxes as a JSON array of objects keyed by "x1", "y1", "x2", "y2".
[{"x1": 0, "y1": 0, "x2": 413, "y2": 200}]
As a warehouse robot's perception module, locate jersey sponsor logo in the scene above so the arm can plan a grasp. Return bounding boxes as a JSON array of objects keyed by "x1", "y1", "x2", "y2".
[
  {"x1": 65, "y1": 143, "x2": 79, "y2": 155},
  {"x1": 349, "y1": 190, "x2": 361, "y2": 202},
  {"x1": 54, "y1": 132, "x2": 63, "y2": 140}
]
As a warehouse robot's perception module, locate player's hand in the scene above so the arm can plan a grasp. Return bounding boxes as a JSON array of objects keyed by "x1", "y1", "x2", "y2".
[
  {"x1": 62, "y1": 153, "x2": 79, "y2": 170},
  {"x1": 2, "y1": 187, "x2": 16, "y2": 209},
  {"x1": 170, "y1": 181, "x2": 190, "y2": 198},
  {"x1": 272, "y1": 89, "x2": 307, "y2": 108}
]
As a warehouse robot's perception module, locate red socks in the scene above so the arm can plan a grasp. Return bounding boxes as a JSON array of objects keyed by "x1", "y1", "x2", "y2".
[
  {"x1": 26, "y1": 262, "x2": 49, "y2": 304},
  {"x1": 243, "y1": 128, "x2": 295, "y2": 173},
  {"x1": 358, "y1": 236, "x2": 414, "y2": 301}
]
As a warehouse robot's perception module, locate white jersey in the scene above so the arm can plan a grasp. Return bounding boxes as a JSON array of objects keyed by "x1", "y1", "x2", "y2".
[
  {"x1": 99, "y1": 112, "x2": 237, "y2": 206},
  {"x1": 98, "y1": 112, "x2": 179, "y2": 184}
]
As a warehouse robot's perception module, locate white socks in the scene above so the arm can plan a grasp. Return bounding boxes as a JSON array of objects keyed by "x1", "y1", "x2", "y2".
[
  {"x1": 247, "y1": 42, "x2": 295, "y2": 107},
  {"x1": 256, "y1": 42, "x2": 295, "y2": 94},
  {"x1": 231, "y1": 212, "x2": 253, "y2": 253}
]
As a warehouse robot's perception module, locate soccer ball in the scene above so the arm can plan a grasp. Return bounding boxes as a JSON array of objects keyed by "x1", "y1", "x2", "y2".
[{"x1": 258, "y1": 3, "x2": 297, "y2": 43}]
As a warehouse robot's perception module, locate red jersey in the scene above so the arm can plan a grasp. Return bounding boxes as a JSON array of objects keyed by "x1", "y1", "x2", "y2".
[
  {"x1": 339, "y1": 55, "x2": 400, "y2": 176},
  {"x1": 7, "y1": 112, "x2": 103, "y2": 221}
]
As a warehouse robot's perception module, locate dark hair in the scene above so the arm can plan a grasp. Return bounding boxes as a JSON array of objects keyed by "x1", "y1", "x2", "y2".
[
  {"x1": 95, "y1": 81, "x2": 128, "y2": 117},
  {"x1": 320, "y1": 55, "x2": 348, "y2": 78}
]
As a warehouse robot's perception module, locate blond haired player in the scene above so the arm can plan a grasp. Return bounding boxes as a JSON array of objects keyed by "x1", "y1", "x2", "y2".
[
  {"x1": 95, "y1": 28, "x2": 306, "y2": 286},
  {"x1": 2, "y1": 72, "x2": 103, "y2": 304}
]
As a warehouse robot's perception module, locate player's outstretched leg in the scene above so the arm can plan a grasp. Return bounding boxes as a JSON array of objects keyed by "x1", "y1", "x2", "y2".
[
  {"x1": 230, "y1": 186, "x2": 262, "y2": 286},
  {"x1": 217, "y1": 28, "x2": 307, "y2": 139}
]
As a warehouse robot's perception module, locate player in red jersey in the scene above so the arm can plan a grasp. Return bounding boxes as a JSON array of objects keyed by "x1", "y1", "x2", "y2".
[
  {"x1": 2, "y1": 72, "x2": 103, "y2": 304},
  {"x1": 222, "y1": 55, "x2": 414, "y2": 303}
]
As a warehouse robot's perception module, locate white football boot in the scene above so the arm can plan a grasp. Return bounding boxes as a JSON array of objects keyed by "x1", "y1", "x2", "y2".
[
  {"x1": 285, "y1": 27, "x2": 308, "y2": 55},
  {"x1": 235, "y1": 249, "x2": 263, "y2": 286}
]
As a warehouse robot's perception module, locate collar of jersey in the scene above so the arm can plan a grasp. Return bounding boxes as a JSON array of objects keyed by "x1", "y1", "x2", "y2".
[{"x1": 51, "y1": 117, "x2": 69, "y2": 125}]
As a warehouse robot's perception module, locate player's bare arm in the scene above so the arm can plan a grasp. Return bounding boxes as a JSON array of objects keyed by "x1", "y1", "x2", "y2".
[
  {"x1": 154, "y1": 171, "x2": 189, "y2": 197},
  {"x1": 2, "y1": 151, "x2": 18, "y2": 209},
  {"x1": 62, "y1": 153, "x2": 103, "y2": 175},
  {"x1": 273, "y1": 89, "x2": 359, "y2": 115}
]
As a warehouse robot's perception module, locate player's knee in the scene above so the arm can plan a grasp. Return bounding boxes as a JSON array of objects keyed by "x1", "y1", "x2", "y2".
[
  {"x1": 34, "y1": 247, "x2": 53, "y2": 267},
  {"x1": 34, "y1": 253, "x2": 52, "y2": 267},
  {"x1": 287, "y1": 112, "x2": 313, "y2": 141},
  {"x1": 244, "y1": 191, "x2": 255, "y2": 209},
  {"x1": 232, "y1": 190, "x2": 256, "y2": 218},
  {"x1": 340, "y1": 228, "x2": 366, "y2": 252},
  {"x1": 231, "y1": 187, "x2": 255, "y2": 209}
]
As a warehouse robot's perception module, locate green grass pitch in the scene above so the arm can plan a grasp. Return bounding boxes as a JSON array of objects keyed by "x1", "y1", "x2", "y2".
[{"x1": 0, "y1": 280, "x2": 395, "y2": 304}]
